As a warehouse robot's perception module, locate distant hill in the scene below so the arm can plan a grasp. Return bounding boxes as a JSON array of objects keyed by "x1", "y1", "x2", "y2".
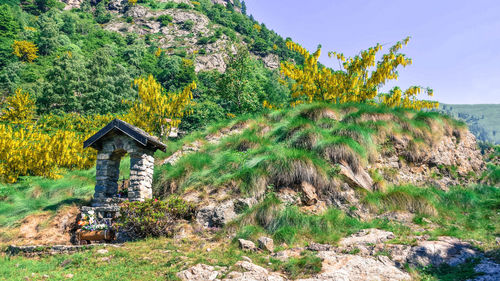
[{"x1": 440, "y1": 104, "x2": 500, "y2": 144}]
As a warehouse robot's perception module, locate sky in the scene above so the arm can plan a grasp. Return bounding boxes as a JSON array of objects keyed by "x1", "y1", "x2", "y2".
[{"x1": 245, "y1": 0, "x2": 500, "y2": 104}]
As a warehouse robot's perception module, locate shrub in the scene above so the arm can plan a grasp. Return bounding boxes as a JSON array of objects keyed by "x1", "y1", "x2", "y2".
[
  {"x1": 118, "y1": 197, "x2": 196, "y2": 238},
  {"x1": 157, "y1": 14, "x2": 173, "y2": 26},
  {"x1": 177, "y1": 3, "x2": 191, "y2": 9},
  {"x1": 181, "y1": 20, "x2": 194, "y2": 31}
]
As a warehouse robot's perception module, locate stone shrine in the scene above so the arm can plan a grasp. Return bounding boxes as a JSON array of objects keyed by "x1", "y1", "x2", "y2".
[{"x1": 83, "y1": 119, "x2": 166, "y2": 206}]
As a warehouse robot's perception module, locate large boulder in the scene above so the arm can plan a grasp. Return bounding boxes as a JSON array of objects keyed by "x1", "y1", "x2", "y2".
[
  {"x1": 196, "y1": 201, "x2": 236, "y2": 228},
  {"x1": 177, "y1": 264, "x2": 220, "y2": 281},
  {"x1": 298, "y1": 253, "x2": 410, "y2": 281},
  {"x1": 406, "y1": 236, "x2": 479, "y2": 267}
]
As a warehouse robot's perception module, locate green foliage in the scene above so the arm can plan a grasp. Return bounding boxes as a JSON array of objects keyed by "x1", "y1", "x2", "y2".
[
  {"x1": 118, "y1": 197, "x2": 196, "y2": 238},
  {"x1": 181, "y1": 20, "x2": 194, "y2": 31},
  {"x1": 283, "y1": 252, "x2": 322, "y2": 279},
  {"x1": 418, "y1": 258, "x2": 483, "y2": 281},
  {"x1": 94, "y1": 1, "x2": 112, "y2": 24},
  {"x1": 157, "y1": 14, "x2": 172, "y2": 26},
  {"x1": 0, "y1": 4, "x2": 18, "y2": 37}
]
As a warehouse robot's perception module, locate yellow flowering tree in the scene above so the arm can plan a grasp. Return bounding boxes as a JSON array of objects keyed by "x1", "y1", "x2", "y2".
[
  {"x1": 281, "y1": 37, "x2": 438, "y2": 110},
  {"x1": 125, "y1": 75, "x2": 196, "y2": 140},
  {"x1": 12, "y1": 40, "x2": 39, "y2": 62}
]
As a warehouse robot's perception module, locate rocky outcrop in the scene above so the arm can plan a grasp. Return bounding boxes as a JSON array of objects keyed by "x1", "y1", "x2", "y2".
[
  {"x1": 61, "y1": 0, "x2": 84, "y2": 10},
  {"x1": 373, "y1": 130, "x2": 484, "y2": 189},
  {"x1": 298, "y1": 253, "x2": 411, "y2": 281},
  {"x1": 339, "y1": 228, "x2": 395, "y2": 247},
  {"x1": 406, "y1": 236, "x2": 479, "y2": 267}
]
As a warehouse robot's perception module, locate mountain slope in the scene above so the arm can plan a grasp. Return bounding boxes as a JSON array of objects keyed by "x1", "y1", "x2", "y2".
[{"x1": 441, "y1": 104, "x2": 500, "y2": 144}]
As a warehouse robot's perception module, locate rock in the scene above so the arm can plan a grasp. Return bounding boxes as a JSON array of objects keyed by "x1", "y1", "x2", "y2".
[
  {"x1": 234, "y1": 198, "x2": 257, "y2": 214},
  {"x1": 339, "y1": 163, "x2": 373, "y2": 191},
  {"x1": 241, "y1": 256, "x2": 252, "y2": 263},
  {"x1": 300, "y1": 181, "x2": 318, "y2": 205},
  {"x1": 257, "y1": 237, "x2": 274, "y2": 252},
  {"x1": 61, "y1": 0, "x2": 84, "y2": 10},
  {"x1": 177, "y1": 264, "x2": 219, "y2": 281},
  {"x1": 196, "y1": 201, "x2": 236, "y2": 228},
  {"x1": 298, "y1": 253, "x2": 410, "y2": 281},
  {"x1": 108, "y1": 0, "x2": 127, "y2": 11},
  {"x1": 306, "y1": 243, "x2": 332, "y2": 252},
  {"x1": 60, "y1": 259, "x2": 72, "y2": 267},
  {"x1": 96, "y1": 249, "x2": 108, "y2": 255},
  {"x1": 64, "y1": 273, "x2": 74, "y2": 279},
  {"x1": 195, "y1": 53, "x2": 226, "y2": 73},
  {"x1": 126, "y1": 5, "x2": 149, "y2": 18},
  {"x1": 276, "y1": 188, "x2": 300, "y2": 205},
  {"x1": 261, "y1": 53, "x2": 279, "y2": 69},
  {"x1": 225, "y1": 261, "x2": 285, "y2": 281},
  {"x1": 271, "y1": 248, "x2": 302, "y2": 261},
  {"x1": 407, "y1": 236, "x2": 478, "y2": 267},
  {"x1": 238, "y1": 239, "x2": 256, "y2": 251},
  {"x1": 469, "y1": 258, "x2": 500, "y2": 281},
  {"x1": 340, "y1": 228, "x2": 395, "y2": 247}
]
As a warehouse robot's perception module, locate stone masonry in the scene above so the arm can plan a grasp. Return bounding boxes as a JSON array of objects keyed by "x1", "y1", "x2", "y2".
[{"x1": 94, "y1": 135, "x2": 155, "y2": 202}]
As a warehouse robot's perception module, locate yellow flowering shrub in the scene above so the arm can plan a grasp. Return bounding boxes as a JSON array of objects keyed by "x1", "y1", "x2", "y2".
[
  {"x1": 0, "y1": 89, "x2": 36, "y2": 124},
  {"x1": 12, "y1": 40, "x2": 38, "y2": 62},
  {"x1": 281, "y1": 37, "x2": 438, "y2": 110}
]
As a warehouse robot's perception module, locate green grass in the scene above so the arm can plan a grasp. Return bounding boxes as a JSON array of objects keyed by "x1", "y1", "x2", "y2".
[
  {"x1": 364, "y1": 184, "x2": 500, "y2": 244},
  {"x1": 0, "y1": 168, "x2": 96, "y2": 227},
  {"x1": 417, "y1": 258, "x2": 483, "y2": 281}
]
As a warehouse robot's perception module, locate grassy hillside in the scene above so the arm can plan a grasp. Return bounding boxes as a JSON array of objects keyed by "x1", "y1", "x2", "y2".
[{"x1": 440, "y1": 104, "x2": 500, "y2": 144}]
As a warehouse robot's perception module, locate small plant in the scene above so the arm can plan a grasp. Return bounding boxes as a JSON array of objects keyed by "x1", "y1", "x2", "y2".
[
  {"x1": 283, "y1": 252, "x2": 322, "y2": 279},
  {"x1": 157, "y1": 14, "x2": 173, "y2": 26},
  {"x1": 181, "y1": 20, "x2": 195, "y2": 31},
  {"x1": 118, "y1": 197, "x2": 196, "y2": 238}
]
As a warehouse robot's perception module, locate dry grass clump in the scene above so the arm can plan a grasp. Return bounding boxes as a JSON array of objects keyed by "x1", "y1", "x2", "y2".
[
  {"x1": 290, "y1": 129, "x2": 320, "y2": 150},
  {"x1": 321, "y1": 143, "x2": 361, "y2": 173},
  {"x1": 364, "y1": 188, "x2": 438, "y2": 216},
  {"x1": 298, "y1": 104, "x2": 340, "y2": 121},
  {"x1": 267, "y1": 157, "x2": 328, "y2": 191}
]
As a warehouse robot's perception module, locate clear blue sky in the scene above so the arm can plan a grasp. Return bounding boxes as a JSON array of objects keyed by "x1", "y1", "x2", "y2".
[{"x1": 245, "y1": 0, "x2": 500, "y2": 104}]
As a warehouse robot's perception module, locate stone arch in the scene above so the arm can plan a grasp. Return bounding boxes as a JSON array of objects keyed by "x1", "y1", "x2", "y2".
[{"x1": 94, "y1": 136, "x2": 155, "y2": 202}]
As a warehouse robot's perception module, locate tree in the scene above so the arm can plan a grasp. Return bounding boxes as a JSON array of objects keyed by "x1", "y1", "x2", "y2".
[
  {"x1": 241, "y1": 1, "x2": 247, "y2": 15},
  {"x1": 37, "y1": 14, "x2": 60, "y2": 55},
  {"x1": 12, "y1": 40, "x2": 38, "y2": 62},
  {"x1": 217, "y1": 46, "x2": 263, "y2": 114},
  {"x1": 38, "y1": 52, "x2": 88, "y2": 114},
  {"x1": 125, "y1": 75, "x2": 196, "y2": 140},
  {"x1": 0, "y1": 4, "x2": 18, "y2": 38},
  {"x1": 281, "y1": 37, "x2": 438, "y2": 110},
  {"x1": 83, "y1": 47, "x2": 135, "y2": 114}
]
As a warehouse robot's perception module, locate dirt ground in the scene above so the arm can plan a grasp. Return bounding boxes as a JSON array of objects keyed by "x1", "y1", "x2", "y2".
[{"x1": 0, "y1": 206, "x2": 79, "y2": 246}]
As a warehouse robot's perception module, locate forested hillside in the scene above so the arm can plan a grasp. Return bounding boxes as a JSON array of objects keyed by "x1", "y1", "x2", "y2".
[
  {"x1": 0, "y1": 0, "x2": 300, "y2": 131},
  {"x1": 440, "y1": 104, "x2": 500, "y2": 144}
]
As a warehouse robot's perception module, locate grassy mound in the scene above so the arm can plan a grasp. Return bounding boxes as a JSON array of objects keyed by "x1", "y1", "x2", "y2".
[{"x1": 154, "y1": 102, "x2": 466, "y2": 199}]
